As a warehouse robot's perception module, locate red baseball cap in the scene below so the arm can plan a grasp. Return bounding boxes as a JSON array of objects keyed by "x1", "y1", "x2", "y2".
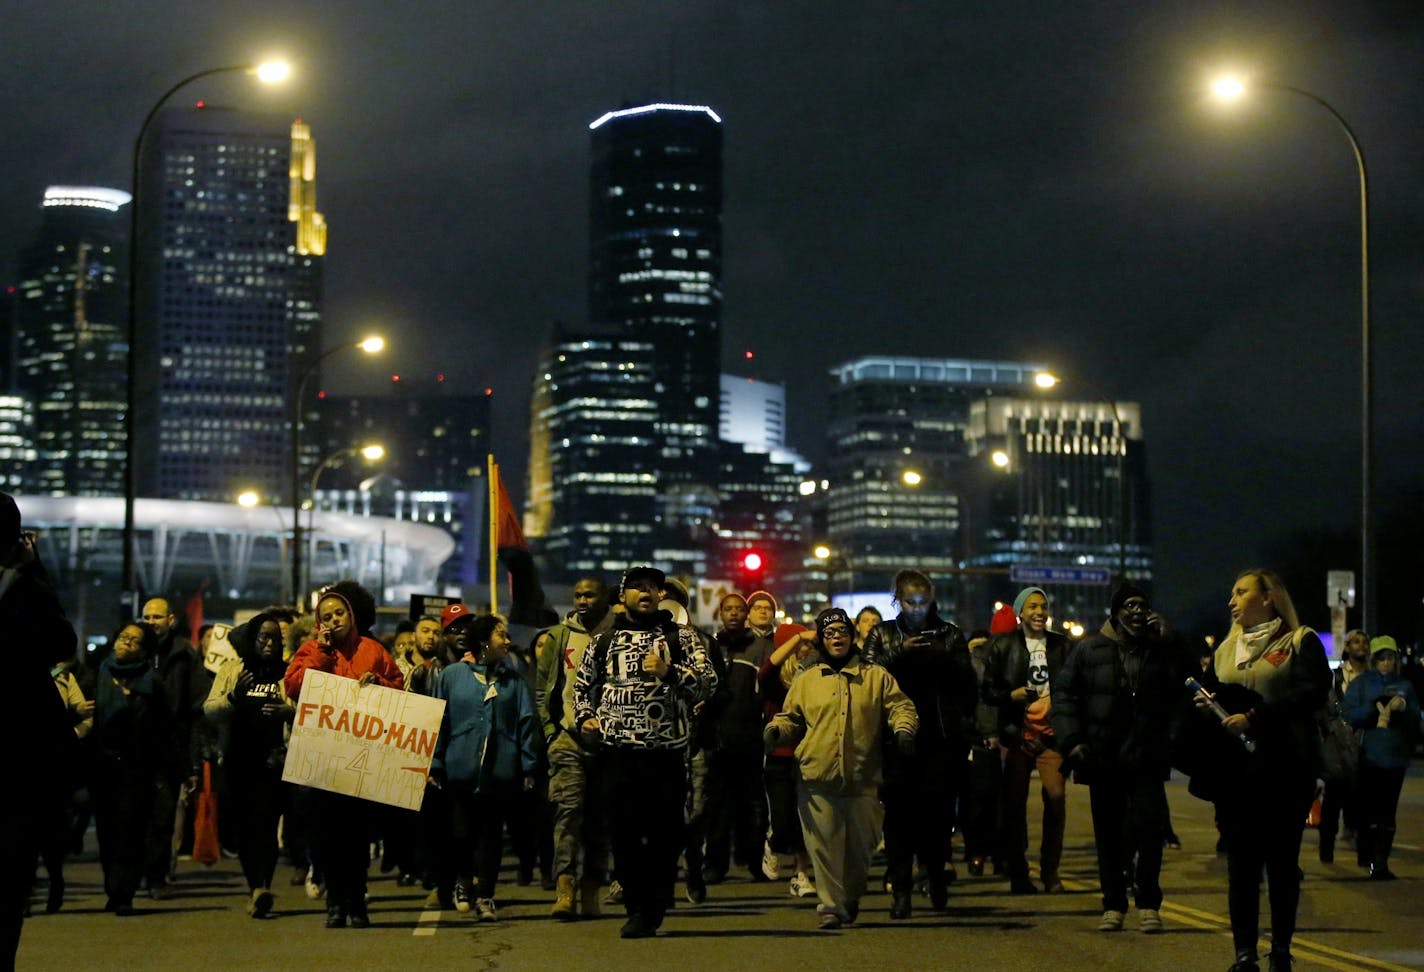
[{"x1": 440, "y1": 603, "x2": 472, "y2": 630}]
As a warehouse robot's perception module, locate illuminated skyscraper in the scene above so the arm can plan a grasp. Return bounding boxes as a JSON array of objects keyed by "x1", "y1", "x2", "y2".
[
  {"x1": 13, "y1": 186, "x2": 130, "y2": 495},
  {"x1": 132, "y1": 105, "x2": 325, "y2": 501},
  {"x1": 525, "y1": 325, "x2": 658, "y2": 574},
  {"x1": 588, "y1": 103, "x2": 723, "y2": 555}
]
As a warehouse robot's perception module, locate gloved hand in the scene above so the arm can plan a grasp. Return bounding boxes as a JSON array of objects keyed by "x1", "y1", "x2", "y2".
[
  {"x1": 895, "y1": 731, "x2": 916, "y2": 757},
  {"x1": 763, "y1": 724, "x2": 781, "y2": 753}
]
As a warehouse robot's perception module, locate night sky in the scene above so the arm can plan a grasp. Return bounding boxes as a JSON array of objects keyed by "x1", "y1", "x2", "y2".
[{"x1": 4, "y1": 2, "x2": 1422, "y2": 630}]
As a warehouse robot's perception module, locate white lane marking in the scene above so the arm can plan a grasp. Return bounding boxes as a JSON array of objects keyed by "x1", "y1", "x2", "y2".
[{"x1": 413, "y1": 908, "x2": 441, "y2": 936}]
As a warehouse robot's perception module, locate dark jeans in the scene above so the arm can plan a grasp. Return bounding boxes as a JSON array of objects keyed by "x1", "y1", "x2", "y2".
[
  {"x1": 882, "y1": 772, "x2": 957, "y2": 893},
  {"x1": 601, "y1": 747, "x2": 687, "y2": 927},
  {"x1": 417, "y1": 784, "x2": 454, "y2": 893},
  {"x1": 763, "y1": 755, "x2": 804, "y2": 855},
  {"x1": 95, "y1": 762, "x2": 161, "y2": 906},
  {"x1": 1356, "y1": 762, "x2": 1406, "y2": 865},
  {"x1": 1319, "y1": 774, "x2": 1358, "y2": 848},
  {"x1": 450, "y1": 782, "x2": 523, "y2": 898},
  {"x1": 299, "y1": 787, "x2": 372, "y2": 910},
  {"x1": 963, "y1": 744, "x2": 1004, "y2": 863},
  {"x1": 704, "y1": 743, "x2": 768, "y2": 876},
  {"x1": 1217, "y1": 775, "x2": 1315, "y2": 957},
  {"x1": 230, "y1": 763, "x2": 285, "y2": 891},
  {"x1": 143, "y1": 774, "x2": 178, "y2": 887},
  {"x1": 1087, "y1": 773, "x2": 1165, "y2": 912}
]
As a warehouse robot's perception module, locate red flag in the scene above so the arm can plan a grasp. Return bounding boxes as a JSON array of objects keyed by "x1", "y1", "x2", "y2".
[
  {"x1": 185, "y1": 580, "x2": 208, "y2": 645},
  {"x1": 493, "y1": 465, "x2": 528, "y2": 550}
]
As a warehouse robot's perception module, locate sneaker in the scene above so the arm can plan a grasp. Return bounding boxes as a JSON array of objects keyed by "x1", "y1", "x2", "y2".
[
  {"x1": 605, "y1": 879, "x2": 624, "y2": 905},
  {"x1": 1098, "y1": 909, "x2": 1125, "y2": 932},
  {"x1": 818, "y1": 910, "x2": 843, "y2": 930},
  {"x1": 620, "y1": 914, "x2": 656, "y2": 938},
  {"x1": 685, "y1": 876, "x2": 707, "y2": 905},
  {"x1": 789, "y1": 872, "x2": 817, "y2": 898},
  {"x1": 761, "y1": 841, "x2": 782, "y2": 881},
  {"x1": 1140, "y1": 908, "x2": 1163, "y2": 934},
  {"x1": 453, "y1": 882, "x2": 472, "y2": 913},
  {"x1": 1043, "y1": 879, "x2": 1066, "y2": 893},
  {"x1": 474, "y1": 897, "x2": 497, "y2": 922},
  {"x1": 305, "y1": 867, "x2": 325, "y2": 900},
  {"x1": 249, "y1": 888, "x2": 274, "y2": 919},
  {"x1": 289, "y1": 867, "x2": 307, "y2": 887}
]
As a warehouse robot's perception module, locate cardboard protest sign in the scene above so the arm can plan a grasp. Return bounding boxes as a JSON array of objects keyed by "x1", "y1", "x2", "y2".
[{"x1": 282, "y1": 669, "x2": 445, "y2": 811}]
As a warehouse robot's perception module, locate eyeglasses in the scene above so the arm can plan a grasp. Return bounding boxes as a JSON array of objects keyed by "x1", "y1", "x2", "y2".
[{"x1": 115, "y1": 633, "x2": 144, "y2": 646}]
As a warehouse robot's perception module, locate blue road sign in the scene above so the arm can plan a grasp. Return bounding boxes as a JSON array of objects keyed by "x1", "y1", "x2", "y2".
[{"x1": 1009, "y1": 564, "x2": 1113, "y2": 586}]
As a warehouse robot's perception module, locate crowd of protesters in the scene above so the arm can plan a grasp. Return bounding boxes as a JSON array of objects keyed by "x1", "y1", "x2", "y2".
[{"x1": 4, "y1": 488, "x2": 1421, "y2": 972}]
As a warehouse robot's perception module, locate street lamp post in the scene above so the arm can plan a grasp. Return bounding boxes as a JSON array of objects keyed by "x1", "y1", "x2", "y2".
[
  {"x1": 289, "y1": 337, "x2": 384, "y2": 610},
  {"x1": 237, "y1": 489, "x2": 292, "y2": 602},
  {"x1": 122, "y1": 60, "x2": 291, "y2": 612},
  {"x1": 304, "y1": 444, "x2": 384, "y2": 598},
  {"x1": 1210, "y1": 75, "x2": 1373, "y2": 631},
  {"x1": 1031, "y1": 373, "x2": 1129, "y2": 582}
]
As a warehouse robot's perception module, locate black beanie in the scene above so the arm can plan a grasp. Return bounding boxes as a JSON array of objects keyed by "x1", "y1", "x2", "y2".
[{"x1": 1110, "y1": 582, "x2": 1149, "y2": 617}]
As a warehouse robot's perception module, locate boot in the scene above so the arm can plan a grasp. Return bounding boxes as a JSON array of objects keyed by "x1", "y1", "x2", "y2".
[
  {"x1": 551, "y1": 874, "x2": 577, "y2": 920},
  {"x1": 325, "y1": 900, "x2": 347, "y2": 929},
  {"x1": 578, "y1": 877, "x2": 602, "y2": 918},
  {"x1": 1370, "y1": 826, "x2": 1397, "y2": 880},
  {"x1": 889, "y1": 890, "x2": 912, "y2": 919}
]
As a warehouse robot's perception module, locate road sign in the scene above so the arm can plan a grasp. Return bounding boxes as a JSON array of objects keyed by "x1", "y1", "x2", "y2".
[
  {"x1": 1009, "y1": 564, "x2": 1113, "y2": 586},
  {"x1": 1326, "y1": 570, "x2": 1356, "y2": 608}
]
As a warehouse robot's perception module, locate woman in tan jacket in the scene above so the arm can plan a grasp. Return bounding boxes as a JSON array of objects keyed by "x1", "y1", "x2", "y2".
[{"x1": 764, "y1": 607, "x2": 917, "y2": 930}]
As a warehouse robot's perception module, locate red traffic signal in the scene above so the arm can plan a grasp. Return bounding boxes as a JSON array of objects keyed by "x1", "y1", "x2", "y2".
[{"x1": 741, "y1": 551, "x2": 764, "y2": 573}]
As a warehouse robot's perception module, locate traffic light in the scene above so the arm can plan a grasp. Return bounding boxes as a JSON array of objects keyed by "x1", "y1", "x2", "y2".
[{"x1": 741, "y1": 551, "x2": 764, "y2": 573}]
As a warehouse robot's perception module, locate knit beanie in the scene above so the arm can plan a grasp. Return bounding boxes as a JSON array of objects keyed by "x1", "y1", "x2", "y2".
[
  {"x1": 989, "y1": 604, "x2": 1019, "y2": 635},
  {"x1": 1110, "y1": 582, "x2": 1149, "y2": 617},
  {"x1": 1012, "y1": 587, "x2": 1047, "y2": 617},
  {"x1": 814, "y1": 607, "x2": 853, "y2": 640},
  {"x1": 774, "y1": 623, "x2": 809, "y2": 649}
]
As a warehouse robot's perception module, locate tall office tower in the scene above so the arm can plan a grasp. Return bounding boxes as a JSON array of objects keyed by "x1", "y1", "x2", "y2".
[
  {"x1": 964, "y1": 396, "x2": 1150, "y2": 621},
  {"x1": 315, "y1": 377, "x2": 490, "y2": 591},
  {"x1": 525, "y1": 324, "x2": 658, "y2": 576},
  {"x1": 13, "y1": 187, "x2": 130, "y2": 495},
  {"x1": 824, "y1": 357, "x2": 1043, "y2": 616},
  {"x1": 588, "y1": 103, "x2": 724, "y2": 554},
  {"x1": 132, "y1": 105, "x2": 325, "y2": 501},
  {"x1": 0, "y1": 395, "x2": 37, "y2": 491}
]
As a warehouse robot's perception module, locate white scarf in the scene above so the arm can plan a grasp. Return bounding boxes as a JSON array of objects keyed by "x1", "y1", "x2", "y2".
[{"x1": 1234, "y1": 617, "x2": 1283, "y2": 669}]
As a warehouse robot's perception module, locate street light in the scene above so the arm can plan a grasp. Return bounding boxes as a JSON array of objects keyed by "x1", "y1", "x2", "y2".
[
  {"x1": 1032, "y1": 371, "x2": 1129, "y2": 582},
  {"x1": 901, "y1": 469, "x2": 924, "y2": 487},
  {"x1": 236, "y1": 489, "x2": 291, "y2": 601},
  {"x1": 1208, "y1": 73, "x2": 1374, "y2": 631},
  {"x1": 813, "y1": 545, "x2": 854, "y2": 601},
  {"x1": 290, "y1": 340, "x2": 385, "y2": 608},
  {"x1": 122, "y1": 58, "x2": 293, "y2": 613},
  {"x1": 302, "y1": 443, "x2": 385, "y2": 602}
]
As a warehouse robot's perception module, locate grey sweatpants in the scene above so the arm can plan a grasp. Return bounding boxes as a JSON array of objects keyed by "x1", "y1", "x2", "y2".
[{"x1": 797, "y1": 787, "x2": 882, "y2": 919}]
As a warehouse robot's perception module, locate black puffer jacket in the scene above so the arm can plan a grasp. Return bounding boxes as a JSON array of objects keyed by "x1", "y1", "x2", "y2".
[{"x1": 1050, "y1": 619, "x2": 1189, "y2": 783}]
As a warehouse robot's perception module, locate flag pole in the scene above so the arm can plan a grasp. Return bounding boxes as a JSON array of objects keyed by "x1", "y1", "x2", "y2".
[{"x1": 488, "y1": 454, "x2": 499, "y2": 616}]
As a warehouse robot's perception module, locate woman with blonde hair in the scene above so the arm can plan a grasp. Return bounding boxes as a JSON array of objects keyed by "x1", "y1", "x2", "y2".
[{"x1": 1191, "y1": 569, "x2": 1330, "y2": 972}]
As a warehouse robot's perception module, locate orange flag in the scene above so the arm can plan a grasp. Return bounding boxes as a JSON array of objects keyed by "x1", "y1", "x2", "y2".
[{"x1": 493, "y1": 464, "x2": 528, "y2": 551}]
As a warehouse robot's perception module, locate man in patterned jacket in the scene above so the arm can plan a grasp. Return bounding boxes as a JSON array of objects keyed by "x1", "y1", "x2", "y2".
[{"x1": 573, "y1": 565, "x2": 717, "y2": 939}]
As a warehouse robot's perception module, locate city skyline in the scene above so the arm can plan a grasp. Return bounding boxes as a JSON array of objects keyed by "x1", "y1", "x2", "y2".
[{"x1": 2, "y1": 3, "x2": 1422, "y2": 632}]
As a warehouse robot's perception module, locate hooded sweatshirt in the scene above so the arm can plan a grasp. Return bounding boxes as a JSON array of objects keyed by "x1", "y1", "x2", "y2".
[{"x1": 283, "y1": 592, "x2": 404, "y2": 700}]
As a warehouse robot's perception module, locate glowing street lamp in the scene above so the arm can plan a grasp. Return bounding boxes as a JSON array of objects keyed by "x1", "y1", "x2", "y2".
[
  {"x1": 991, "y1": 450, "x2": 1011, "y2": 469},
  {"x1": 236, "y1": 490, "x2": 261, "y2": 508},
  {"x1": 290, "y1": 336, "x2": 386, "y2": 608},
  {"x1": 303, "y1": 443, "x2": 385, "y2": 599},
  {"x1": 1207, "y1": 71, "x2": 1374, "y2": 630},
  {"x1": 901, "y1": 469, "x2": 924, "y2": 487},
  {"x1": 122, "y1": 57, "x2": 294, "y2": 613}
]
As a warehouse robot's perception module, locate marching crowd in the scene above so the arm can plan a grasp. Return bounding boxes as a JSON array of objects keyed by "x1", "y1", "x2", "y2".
[{"x1": 2, "y1": 490, "x2": 1421, "y2": 972}]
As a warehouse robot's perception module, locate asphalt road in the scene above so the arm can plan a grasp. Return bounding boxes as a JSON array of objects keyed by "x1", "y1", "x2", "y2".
[{"x1": 18, "y1": 773, "x2": 1424, "y2": 971}]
